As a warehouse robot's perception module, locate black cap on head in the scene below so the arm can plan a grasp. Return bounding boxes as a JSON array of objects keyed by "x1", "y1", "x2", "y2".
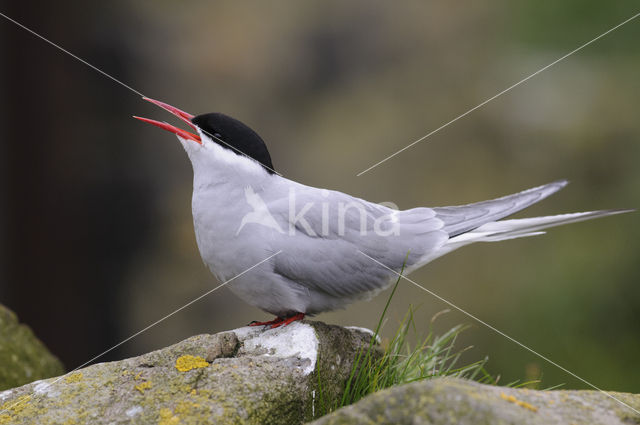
[{"x1": 191, "y1": 113, "x2": 275, "y2": 174}]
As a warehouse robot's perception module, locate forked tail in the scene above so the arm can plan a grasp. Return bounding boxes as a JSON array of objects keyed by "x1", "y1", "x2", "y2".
[
  {"x1": 446, "y1": 209, "x2": 632, "y2": 248},
  {"x1": 432, "y1": 180, "x2": 633, "y2": 252}
]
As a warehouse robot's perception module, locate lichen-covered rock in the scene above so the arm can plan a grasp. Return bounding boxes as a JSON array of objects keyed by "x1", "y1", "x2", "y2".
[
  {"x1": 0, "y1": 304, "x2": 64, "y2": 391},
  {"x1": 0, "y1": 321, "x2": 376, "y2": 425},
  {"x1": 307, "y1": 377, "x2": 640, "y2": 425}
]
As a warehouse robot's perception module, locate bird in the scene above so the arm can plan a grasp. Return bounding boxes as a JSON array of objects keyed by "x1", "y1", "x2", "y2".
[{"x1": 134, "y1": 97, "x2": 633, "y2": 328}]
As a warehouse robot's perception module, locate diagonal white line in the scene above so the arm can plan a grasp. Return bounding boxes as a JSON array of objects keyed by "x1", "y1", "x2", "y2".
[
  {"x1": 356, "y1": 11, "x2": 640, "y2": 176},
  {"x1": 177, "y1": 124, "x2": 282, "y2": 176},
  {"x1": 0, "y1": 250, "x2": 282, "y2": 416},
  {"x1": 357, "y1": 250, "x2": 640, "y2": 415},
  {"x1": 0, "y1": 10, "x2": 285, "y2": 410},
  {"x1": 199, "y1": 129, "x2": 282, "y2": 176},
  {"x1": 0, "y1": 11, "x2": 282, "y2": 177},
  {"x1": 2, "y1": 4, "x2": 637, "y2": 416},
  {"x1": 0, "y1": 11, "x2": 145, "y2": 96}
]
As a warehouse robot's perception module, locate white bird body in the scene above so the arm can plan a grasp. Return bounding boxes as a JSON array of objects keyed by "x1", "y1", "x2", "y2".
[{"x1": 135, "y1": 98, "x2": 632, "y2": 326}]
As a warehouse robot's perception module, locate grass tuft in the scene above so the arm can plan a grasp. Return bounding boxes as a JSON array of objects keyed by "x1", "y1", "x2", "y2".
[{"x1": 316, "y1": 270, "x2": 496, "y2": 417}]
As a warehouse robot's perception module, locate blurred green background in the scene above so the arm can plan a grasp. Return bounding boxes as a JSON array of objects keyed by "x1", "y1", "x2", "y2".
[{"x1": 1, "y1": 1, "x2": 638, "y2": 392}]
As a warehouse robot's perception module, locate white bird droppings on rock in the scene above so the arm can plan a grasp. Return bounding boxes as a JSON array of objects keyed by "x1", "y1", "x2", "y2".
[
  {"x1": 0, "y1": 389, "x2": 12, "y2": 401},
  {"x1": 33, "y1": 380, "x2": 52, "y2": 395},
  {"x1": 234, "y1": 321, "x2": 319, "y2": 375},
  {"x1": 125, "y1": 406, "x2": 143, "y2": 417}
]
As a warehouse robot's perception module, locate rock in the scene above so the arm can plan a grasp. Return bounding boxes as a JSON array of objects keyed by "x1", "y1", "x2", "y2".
[
  {"x1": 0, "y1": 304, "x2": 64, "y2": 391},
  {"x1": 0, "y1": 321, "x2": 376, "y2": 425},
  {"x1": 7, "y1": 319, "x2": 635, "y2": 425},
  {"x1": 307, "y1": 377, "x2": 640, "y2": 425}
]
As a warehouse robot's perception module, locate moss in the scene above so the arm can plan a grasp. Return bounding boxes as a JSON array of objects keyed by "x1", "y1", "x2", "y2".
[{"x1": 0, "y1": 305, "x2": 64, "y2": 390}]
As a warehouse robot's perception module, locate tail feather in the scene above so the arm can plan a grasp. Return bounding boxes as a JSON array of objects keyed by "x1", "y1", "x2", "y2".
[
  {"x1": 447, "y1": 209, "x2": 634, "y2": 246},
  {"x1": 434, "y1": 180, "x2": 569, "y2": 237},
  {"x1": 412, "y1": 187, "x2": 633, "y2": 268}
]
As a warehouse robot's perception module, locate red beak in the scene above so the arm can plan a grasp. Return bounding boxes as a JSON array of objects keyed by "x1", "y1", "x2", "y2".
[{"x1": 134, "y1": 97, "x2": 201, "y2": 144}]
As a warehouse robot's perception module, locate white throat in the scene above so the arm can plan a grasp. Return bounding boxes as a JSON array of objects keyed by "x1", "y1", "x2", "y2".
[{"x1": 178, "y1": 130, "x2": 272, "y2": 189}]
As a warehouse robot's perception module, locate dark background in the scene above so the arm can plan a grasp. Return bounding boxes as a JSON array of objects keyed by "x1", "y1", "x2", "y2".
[{"x1": 1, "y1": 1, "x2": 638, "y2": 391}]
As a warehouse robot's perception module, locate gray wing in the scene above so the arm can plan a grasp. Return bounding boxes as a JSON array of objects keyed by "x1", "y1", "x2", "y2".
[
  {"x1": 433, "y1": 180, "x2": 568, "y2": 237},
  {"x1": 268, "y1": 187, "x2": 448, "y2": 298},
  {"x1": 267, "y1": 180, "x2": 567, "y2": 298}
]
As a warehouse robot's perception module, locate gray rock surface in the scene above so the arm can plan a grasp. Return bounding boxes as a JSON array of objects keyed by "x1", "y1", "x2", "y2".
[
  {"x1": 307, "y1": 377, "x2": 640, "y2": 425},
  {"x1": 2, "y1": 319, "x2": 638, "y2": 425},
  {"x1": 0, "y1": 321, "x2": 375, "y2": 425},
  {"x1": 0, "y1": 304, "x2": 64, "y2": 391}
]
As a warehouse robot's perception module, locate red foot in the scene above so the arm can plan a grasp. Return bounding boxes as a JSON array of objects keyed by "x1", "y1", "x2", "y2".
[
  {"x1": 249, "y1": 313, "x2": 305, "y2": 329},
  {"x1": 249, "y1": 317, "x2": 282, "y2": 327},
  {"x1": 271, "y1": 313, "x2": 305, "y2": 329}
]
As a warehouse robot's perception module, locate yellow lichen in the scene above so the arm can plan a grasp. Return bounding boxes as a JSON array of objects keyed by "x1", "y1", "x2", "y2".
[
  {"x1": 135, "y1": 381, "x2": 152, "y2": 394},
  {"x1": 175, "y1": 355, "x2": 209, "y2": 372},
  {"x1": 500, "y1": 392, "x2": 538, "y2": 412},
  {"x1": 158, "y1": 408, "x2": 180, "y2": 425},
  {"x1": 190, "y1": 389, "x2": 197, "y2": 396},
  {"x1": 178, "y1": 385, "x2": 193, "y2": 393},
  {"x1": 0, "y1": 395, "x2": 34, "y2": 424},
  {"x1": 65, "y1": 372, "x2": 83, "y2": 383},
  {"x1": 0, "y1": 395, "x2": 31, "y2": 415},
  {"x1": 134, "y1": 371, "x2": 143, "y2": 380},
  {"x1": 174, "y1": 401, "x2": 201, "y2": 415}
]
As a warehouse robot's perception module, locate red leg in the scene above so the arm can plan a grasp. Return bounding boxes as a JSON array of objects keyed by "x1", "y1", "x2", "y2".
[
  {"x1": 249, "y1": 316, "x2": 284, "y2": 327},
  {"x1": 270, "y1": 312, "x2": 305, "y2": 329}
]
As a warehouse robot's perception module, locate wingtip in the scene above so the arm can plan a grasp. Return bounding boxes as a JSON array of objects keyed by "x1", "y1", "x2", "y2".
[
  {"x1": 553, "y1": 179, "x2": 569, "y2": 188},
  {"x1": 606, "y1": 208, "x2": 636, "y2": 215},
  {"x1": 574, "y1": 208, "x2": 636, "y2": 220}
]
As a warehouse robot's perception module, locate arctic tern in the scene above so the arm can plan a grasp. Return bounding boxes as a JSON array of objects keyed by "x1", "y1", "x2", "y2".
[{"x1": 135, "y1": 97, "x2": 632, "y2": 328}]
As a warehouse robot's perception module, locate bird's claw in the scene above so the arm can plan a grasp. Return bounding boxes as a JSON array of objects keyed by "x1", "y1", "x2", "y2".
[{"x1": 248, "y1": 313, "x2": 305, "y2": 329}]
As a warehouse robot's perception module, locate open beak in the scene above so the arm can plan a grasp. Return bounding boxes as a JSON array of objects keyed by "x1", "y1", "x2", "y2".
[{"x1": 134, "y1": 97, "x2": 202, "y2": 144}]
